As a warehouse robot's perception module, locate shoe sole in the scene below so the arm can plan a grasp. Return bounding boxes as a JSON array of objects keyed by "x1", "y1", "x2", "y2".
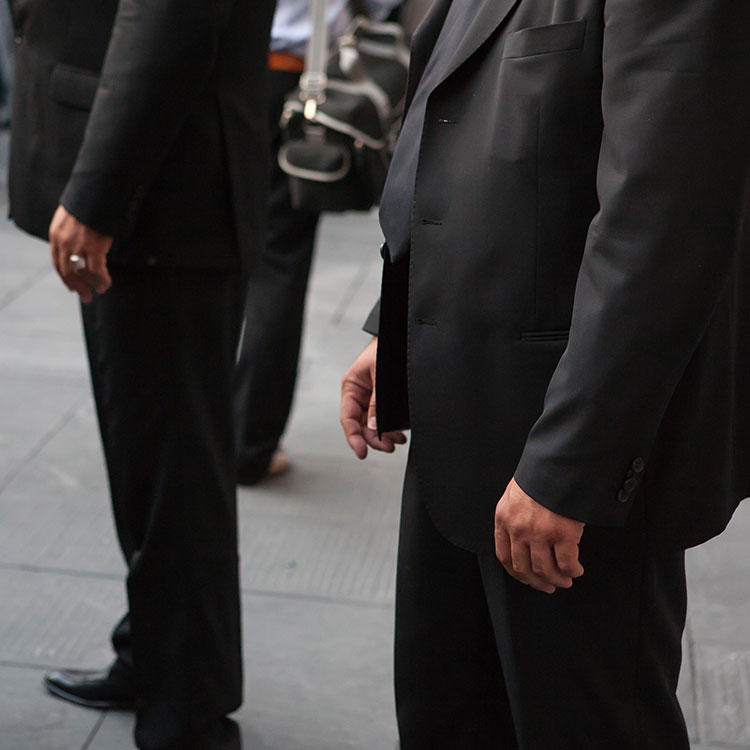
[{"x1": 44, "y1": 679, "x2": 136, "y2": 711}]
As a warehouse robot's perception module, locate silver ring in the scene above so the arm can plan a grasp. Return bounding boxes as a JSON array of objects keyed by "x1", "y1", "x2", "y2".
[{"x1": 69, "y1": 254, "x2": 86, "y2": 272}]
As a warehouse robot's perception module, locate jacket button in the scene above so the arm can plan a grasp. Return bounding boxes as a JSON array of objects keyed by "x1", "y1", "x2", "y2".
[
  {"x1": 618, "y1": 490, "x2": 630, "y2": 504},
  {"x1": 624, "y1": 477, "x2": 638, "y2": 492},
  {"x1": 632, "y1": 457, "x2": 645, "y2": 473}
]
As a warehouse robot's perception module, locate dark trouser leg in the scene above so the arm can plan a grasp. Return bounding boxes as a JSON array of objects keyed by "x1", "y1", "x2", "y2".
[
  {"x1": 234, "y1": 69, "x2": 319, "y2": 482},
  {"x1": 394, "y1": 460, "x2": 518, "y2": 750},
  {"x1": 110, "y1": 612, "x2": 134, "y2": 673},
  {"x1": 395, "y1": 456, "x2": 689, "y2": 750},
  {"x1": 82, "y1": 267, "x2": 247, "y2": 749},
  {"x1": 479, "y1": 521, "x2": 689, "y2": 750}
]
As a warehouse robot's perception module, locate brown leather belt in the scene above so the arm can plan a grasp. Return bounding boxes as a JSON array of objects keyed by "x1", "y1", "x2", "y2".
[{"x1": 268, "y1": 51, "x2": 305, "y2": 74}]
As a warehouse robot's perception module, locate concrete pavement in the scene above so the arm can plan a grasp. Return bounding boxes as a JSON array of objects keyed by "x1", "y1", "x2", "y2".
[{"x1": 1, "y1": 128, "x2": 749, "y2": 749}]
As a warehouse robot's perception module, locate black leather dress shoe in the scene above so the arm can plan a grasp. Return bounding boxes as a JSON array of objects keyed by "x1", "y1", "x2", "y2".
[{"x1": 44, "y1": 659, "x2": 137, "y2": 710}]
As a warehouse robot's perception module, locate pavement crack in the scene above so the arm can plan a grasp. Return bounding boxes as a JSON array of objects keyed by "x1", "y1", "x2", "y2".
[
  {"x1": 240, "y1": 585, "x2": 394, "y2": 610},
  {"x1": 0, "y1": 561, "x2": 122, "y2": 581},
  {"x1": 0, "y1": 391, "x2": 91, "y2": 496},
  {"x1": 0, "y1": 264, "x2": 52, "y2": 313},
  {"x1": 80, "y1": 711, "x2": 108, "y2": 750},
  {"x1": 684, "y1": 615, "x2": 702, "y2": 743},
  {"x1": 0, "y1": 562, "x2": 394, "y2": 608},
  {"x1": 331, "y1": 258, "x2": 372, "y2": 325}
]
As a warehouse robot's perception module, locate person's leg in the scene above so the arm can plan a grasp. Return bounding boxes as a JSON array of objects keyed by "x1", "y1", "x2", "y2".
[
  {"x1": 394, "y1": 457, "x2": 519, "y2": 750},
  {"x1": 0, "y1": 0, "x2": 15, "y2": 127},
  {"x1": 0, "y1": 0, "x2": 14, "y2": 125},
  {"x1": 234, "y1": 69, "x2": 319, "y2": 483},
  {"x1": 478, "y1": 514, "x2": 689, "y2": 750},
  {"x1": 81, "y1": 266, "x2": 246, "y2": 749},
  {"x1": 110, "y1": 612, "x2": 134, "y2": 672}
]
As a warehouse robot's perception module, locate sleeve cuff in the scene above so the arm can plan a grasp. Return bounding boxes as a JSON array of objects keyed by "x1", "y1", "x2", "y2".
[{"x1": 363, "y1": 299, "x2": 380, "y2": 335}]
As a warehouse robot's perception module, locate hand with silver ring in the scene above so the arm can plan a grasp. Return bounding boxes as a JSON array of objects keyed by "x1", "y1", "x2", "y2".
[
  {"x1": 69, "y1": 254, "x2": 87, "y2": 272},
  {"x1": 49, "y1": 206, "x2": 113, "y2": 303}
]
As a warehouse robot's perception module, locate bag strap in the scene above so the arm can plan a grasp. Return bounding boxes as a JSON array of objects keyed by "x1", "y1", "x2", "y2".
[{"x1": 299, "y1": 0, "x2": 330, "y2": 119}]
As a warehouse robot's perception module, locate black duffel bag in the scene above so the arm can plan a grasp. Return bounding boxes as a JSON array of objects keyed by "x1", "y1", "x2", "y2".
[{"x1": 278, "y1": 15, "x2": 410, "y2": 213}]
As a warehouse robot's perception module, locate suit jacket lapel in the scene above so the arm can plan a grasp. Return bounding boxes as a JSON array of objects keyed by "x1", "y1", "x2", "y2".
[
  {"x1": 436, "y1": 0, "x2": 521, "y2": 89},
  {"x1": 403, "y1": 0, "x2": 453, "y2": 113}
]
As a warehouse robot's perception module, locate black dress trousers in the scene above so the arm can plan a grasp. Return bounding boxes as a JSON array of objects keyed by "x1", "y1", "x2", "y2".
[
  {"x1": 394, "y1": 454, "x2": 690, "y2": 750},
  {"x1": 81, "y1": 265, "x2": 247, "y2": 749},
  {"x1": 233, "y1": 68, "x2": 320, "y2": 482}
]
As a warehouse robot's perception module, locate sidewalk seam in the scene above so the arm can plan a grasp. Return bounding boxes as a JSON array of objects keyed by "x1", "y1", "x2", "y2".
[
  {"x1": 0, "y1": 392, "x2": 90, "y2": 496},
  {"x1": 331, "y1": 256, "x2": 374, "y2": 325},
  {"x1": 0, "y1": 263, "x2": 51, "y2": 313},
  {"x1": 80, "y1": 711, "x2": 107, "y2": 750},
  {"x1": 685, "y1": 616, "x2": 701, "y2": 743}
]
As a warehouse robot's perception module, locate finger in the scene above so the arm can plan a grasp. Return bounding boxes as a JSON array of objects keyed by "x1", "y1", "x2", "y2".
[
  {"x1": 526, "y1": 574, "x2": 557, "y2": 594},
  {"x1": 65, "y1": 265, "x2": 94, "y2": 302},
  {"x1": 340, "y1": 342, "x2": 378, "y2": 459},
  {"x1": 495, "y1": 523, "x2": 512, "y2": 566},
  {"x1": 49, "y1": 234, "x2": 89, "y2": 299},
  {"x1": 77, "y1": 268, "x2": 107, "y2": 301},
  {"x1": 508, "y1": 539, "x2": 558, "y2": 593},
  {"x1": 62, "y1": 260, "x2": 93, "y2": 301},
  {"x1": 84, "y1": 250, "x2": 112, "y2": 294},
  {"x1": 50, "y1": 237, "x2": 63, "y2": 276},
  {"x1": 341, "y1": 412, "x2": 368, "y2": 459},
  {"x1": 362, "y1": 426, "x2": 399, "y2": 453},
  {"x1": 71, "y1": 280, "x2": 94, "y2": 303},
  {"x1": 529, "y1": 543, "x2": 573, "y2": 589},
  {"x1": 554, "y1": 541, "x2": 585, "y2": 579},
  {"x1": 382, "y1": 430, "x2": 407, "y2": 445},
  {"x1": 346, "y1": 430, "x2": 368, "y2": 459},
  {"x1": 50, "y1": 237, "x2": 74, "y2": 288},
  {"x1": 48, "y1": 218, "x2": 74, "y2": 282},
  {"x1": 341, "y1": 385, "x2": 369, "y2": 459},
  {"x1": 507, "y1": 537, "x2": 532, "y2": 582},
  {"x1": 365, "y1": 429, "x2": 407, "y2": 449},
  {"x1": 367, "y1": 390, "x2": 377, "y2": 431}
]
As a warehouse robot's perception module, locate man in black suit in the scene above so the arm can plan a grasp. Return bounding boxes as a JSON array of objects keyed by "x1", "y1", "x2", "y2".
[
  {"x1": 8, "y1": 1, "x2": 276, "y2": 748},
  {"x1": 342, "y1": 0, "x2": 750, "y2": 748}
]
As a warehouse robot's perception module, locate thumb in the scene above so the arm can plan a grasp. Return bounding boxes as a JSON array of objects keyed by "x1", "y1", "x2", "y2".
[{"x1": 367, "y1": 390, "x2": 377, "y2": 431}]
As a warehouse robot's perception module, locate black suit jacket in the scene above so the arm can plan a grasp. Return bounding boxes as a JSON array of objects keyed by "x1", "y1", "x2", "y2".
[
  {"x1": 373, "y1": 0, "x2": 750, "y2": 552},
  {"x1": 8, "y1": 0, "x2": 276, "y2": 271}
]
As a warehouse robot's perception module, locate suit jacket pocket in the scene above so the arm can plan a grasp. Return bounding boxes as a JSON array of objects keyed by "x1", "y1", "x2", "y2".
[
  {"x1": 520, "y1": 330, "x2": 570, "y2": 343},
  {"x1": 49, "y1": 64, "x2": 99, "y2": 111},
  {"x1": 503, "y1": 19, "x2": 587, "y2": 59}
]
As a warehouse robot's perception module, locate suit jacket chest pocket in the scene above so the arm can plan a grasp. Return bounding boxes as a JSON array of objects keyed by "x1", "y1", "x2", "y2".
[
  {"x1": 503, "y1": 19, "x2": 587, "y2": 59},
  {"x1": 488, "y1": 19, "x2": 593, "y2": 163}
]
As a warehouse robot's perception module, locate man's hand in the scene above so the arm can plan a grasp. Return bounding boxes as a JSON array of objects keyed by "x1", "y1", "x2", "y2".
[
  {"x1": 341, "y1": 337, "x2": 407, "y2": 459},
  {"x1": 495, "y1": 478, "x2": 585, "y2": 594},
  {"x1": 49, "y1": 205, "x2": 113, "y2": 303}
]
